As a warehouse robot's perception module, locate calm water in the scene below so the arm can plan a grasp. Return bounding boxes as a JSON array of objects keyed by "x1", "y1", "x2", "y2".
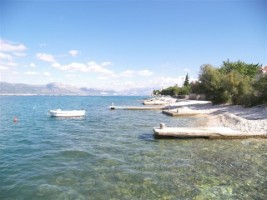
[{"x1": 0, "y1": 96, "x2": 266, "y2": 200}]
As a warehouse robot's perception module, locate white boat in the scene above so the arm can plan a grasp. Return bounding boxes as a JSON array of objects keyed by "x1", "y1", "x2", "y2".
[{"x1": 49, "y1": 109, "x2": 85, "y2": 117}]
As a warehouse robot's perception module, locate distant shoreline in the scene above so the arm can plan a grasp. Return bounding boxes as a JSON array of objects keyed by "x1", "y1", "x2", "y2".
[
  {"x1": 0, "y1": 94, "x2": 147, "y2": 97},
  {"x1": 0, "y1": 94, "x2": 96, "y2": 96},
  {"x1": 0, "y1": 82, "x2": 152, "y2": 96}
]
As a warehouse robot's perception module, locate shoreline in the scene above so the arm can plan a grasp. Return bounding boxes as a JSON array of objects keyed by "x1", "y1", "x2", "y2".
[{"x1": 164, "y1": 100, "x2": 267, "y2": 134}]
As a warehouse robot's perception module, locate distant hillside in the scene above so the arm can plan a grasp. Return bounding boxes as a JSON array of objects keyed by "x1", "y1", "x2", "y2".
[
  {"x1": 0, "y1": 82, "x2": 116, "y2": 96},
  {"x1": 0, "y1": 82, "x2": 152, "y2": 96}
]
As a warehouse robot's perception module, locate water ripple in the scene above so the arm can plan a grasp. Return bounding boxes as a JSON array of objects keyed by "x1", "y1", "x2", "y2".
[{"x1": 0, "y1": 96, "x2": 266, "y2": 199}]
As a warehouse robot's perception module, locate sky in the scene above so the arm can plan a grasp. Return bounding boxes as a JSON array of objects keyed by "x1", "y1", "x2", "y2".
[{"x1": 0, "y1": 0, "x2": 266, "y2": 91}]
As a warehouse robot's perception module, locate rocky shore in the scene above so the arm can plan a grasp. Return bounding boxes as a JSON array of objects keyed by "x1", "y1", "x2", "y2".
[{"x1": 166, "y1": 100, "x2": 267, "y2": 134}]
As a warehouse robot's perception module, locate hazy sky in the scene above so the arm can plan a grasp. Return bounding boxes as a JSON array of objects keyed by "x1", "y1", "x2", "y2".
[{"x1": 0, "y1": 0, "x2": 266, "y2": 90}]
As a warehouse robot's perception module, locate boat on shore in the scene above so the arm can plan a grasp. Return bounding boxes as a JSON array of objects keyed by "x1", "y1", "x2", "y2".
[{"x1": 49, "y1": 109, "x2": 85, "y2": 117}]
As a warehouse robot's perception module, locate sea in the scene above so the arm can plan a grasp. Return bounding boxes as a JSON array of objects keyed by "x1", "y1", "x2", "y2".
[{"x1": 0, "y1": 96, "x2": 266, "y2": 200}]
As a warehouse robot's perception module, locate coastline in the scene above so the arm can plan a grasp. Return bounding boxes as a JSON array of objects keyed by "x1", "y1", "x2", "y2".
[
  {"x1": 206, "y1": 108, "x2": 267, "y2": 134},
  {"x1": 165, "y1": 100, "x2": 267, "y2": 134}
]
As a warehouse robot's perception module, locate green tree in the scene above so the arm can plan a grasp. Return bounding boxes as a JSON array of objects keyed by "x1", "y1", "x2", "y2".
[
  {"x1": 153, "y1": 60, "x2": 264, "y2": 106},
  {"x1": 199, "y1": 64, "x2": 229, "y2": 104},
  {"x1": 183, "y1": 73, "x2": 189, "y2": 87},
  {"x1": 160, "y1": 86, "x2": 179, "y2": 96},
  {"x1": 190, "y1": 81, "x2": 204, "y2": 94},
  {"x1": 220, "y1": 60, "x2": 261, "y2": 79},
  {"x1": 178, "y1": 86, "x2": 191, "y2": 95},
  {"x1": 219, "y1": 60, "x2": 262, "y2": 106},
  {"x1": 153, "y1": 90, "x2": 161, "y2": 96},
  {"x1": 253, "y1": 74, "x2": 267, "y2": 104},
  {"x1": 223, "y1": 71, "x2": 253, "y2": 105}
]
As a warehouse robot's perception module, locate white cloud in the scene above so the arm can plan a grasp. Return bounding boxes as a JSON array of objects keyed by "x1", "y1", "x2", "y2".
[
  {"x1": 52, "y1": 62, "x2": 61, "y2": 68},
  {"x1": 25, "y1": 71, "x2": 39, "y2": 75},
  {"x1": 6, "y1": 62, "x2": 17, "y2": 67},
  {"x1": 123, "y1": 81, "x2": 136, "y2": 87},
  {"x1": 68, "y1": 50, "x2": 79, "y2": 57},
  {"x1": 54, "y1": 62, "x2": 87, "y2": 72},
  {"x1": 119, "y1": 70, "x2": 135, "y2": 77},
  {"x1": 66, "y1": 62, "x2": 88, "y2": 72},
  {"x1": 30, "y1": 63, "x2": 36, "y2": 68},
  {"x1": 43, "y1": 72, "x2": 51, "y2": 76},
  {"x1": 97, "y1": 76, "x2": 109, "y2": 80},
  {"x1": 52, "y1": 61, "x2": 115, "y2": 76},
  {"x1": 87, "y1": 61, "x2": 115, "y2": 76},
  {"x1": 65, "y1": 74, "x2": 76, "y2": 78},
  {"x1": 0, "y1": 66, "x2": 8, "y2": 70},
  {"x1": 0, "y1": 52, "x2": 12, "y2": 60},
  {"x1": 101, "y1": 61, "x2": 112, "y2": 67},
  {"x1": 101, "y1": 79, "x2": 155, "y2": 91},
  {"x1": 36, "y1": 53, "x2": 56, "y2": 62},
  {"x1": 0, "y1": 40, "x2": 27, "y2": 71},
  {"x1": 0, "y1": 61, "x2": 17, "y2": 70},
  {"x1": 137, "y1": 70, "x2": 153, "y2": 76},
  {"x1": 0, "y1": 39, "x2": 27, "y2": 52},
  {"x1": 183, "y1": 68, "x2": 190, "y2": 72},
  {"x1": 149, "y1": 76, "x2": 185, "y2": 88},
  {"x1": 13, "y1": 52, "x2": 26, "y2": 57},
  {"x1": 119, "y1": 69, "x2": 154, "y2": 78}
]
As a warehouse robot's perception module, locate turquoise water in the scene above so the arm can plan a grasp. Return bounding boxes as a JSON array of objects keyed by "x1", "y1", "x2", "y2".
[{"x1": 0, "y1": 96, "x2": 266, "y2": 200}]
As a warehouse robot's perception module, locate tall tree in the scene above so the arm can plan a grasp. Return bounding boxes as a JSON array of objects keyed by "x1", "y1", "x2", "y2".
[
  {"x1": 199, "y1": 64, "x2": 229, "y2": 104},
  {"x1": 219, "y1": 60, "x2": 261, "y2": 79},
  {"x1": 183, "y1": 73, "x2": 189, "y2": 87}
]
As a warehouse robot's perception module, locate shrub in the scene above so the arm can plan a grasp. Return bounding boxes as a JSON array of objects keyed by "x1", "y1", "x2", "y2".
[
  {"x1": 160, "y1": 86, "x2": 179, "y2": 96},
  {"x1": 223, "y1": 71, "x2": 253, "y2": 105},
  {"x1": 199, "y1": 64, "x2": 229, "y2": 104},
  {"x1": 178, "y1": 86, "x2": 191, "y2": 95},
  {"x1": 253, "y1": 74, "x2": 267, "y2": 104}
]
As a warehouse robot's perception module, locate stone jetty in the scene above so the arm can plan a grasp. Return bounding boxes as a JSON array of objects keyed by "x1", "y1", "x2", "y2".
[{"x1": 154, "y1": 123, "x2": 267, "y2": 139}]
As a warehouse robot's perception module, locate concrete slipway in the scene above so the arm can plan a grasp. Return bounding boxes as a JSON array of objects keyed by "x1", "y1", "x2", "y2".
[{"x1": 153, "y1": 124, "x2": 267, "y2": 139}]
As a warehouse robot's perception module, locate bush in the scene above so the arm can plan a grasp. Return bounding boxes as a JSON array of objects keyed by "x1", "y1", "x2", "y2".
[
  {"x1": 178, "y1": 86, "x2": 191, "y2": 95},
  {"x1": 198, "y1": 61, "x2": 262, "y2": 106},
  {"x1": 199, "y1": 64, "x2": 229, "y2": 104},
  {"x1": 190, "y1": 81, "x2": 204, "y2": 94},
  {"x1": 153, "y1": 60, "x2": 265, "y2": 107},
  {"x1": 223, "y1": 71, "x2": 253, "y2": 105},
  {"x1": 160, "y1": 86, "x2": 179, "y2": 96},
  {"x1": 253, "y1": 74, "x2": 267, "y2": 104}
]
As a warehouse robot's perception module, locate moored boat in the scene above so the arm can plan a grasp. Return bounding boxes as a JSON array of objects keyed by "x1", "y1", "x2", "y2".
[{"x1": 49, "y1": 109, "x2": 85, "y2": 117}]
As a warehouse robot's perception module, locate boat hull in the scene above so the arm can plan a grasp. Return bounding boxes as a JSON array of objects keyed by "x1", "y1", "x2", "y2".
[{"x1": 49, "y1": 109, "x2": 85, "y2": 117}]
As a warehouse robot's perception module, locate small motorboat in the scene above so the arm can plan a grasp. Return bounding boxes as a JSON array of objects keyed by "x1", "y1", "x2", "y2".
[{"x1": 49, "y1": 109, "x2": 85, "y2": 117}]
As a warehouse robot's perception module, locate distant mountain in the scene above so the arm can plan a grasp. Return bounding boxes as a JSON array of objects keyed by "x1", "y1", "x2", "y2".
[
  {"x1": 0, "y1": 82, "x2": 116, "y2": 96},
  {"x1": 0, "y1": 82, "x2": 152, "y2": 96}
]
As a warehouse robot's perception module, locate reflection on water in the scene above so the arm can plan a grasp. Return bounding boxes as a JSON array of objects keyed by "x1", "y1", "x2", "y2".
[{"x1": 0, "y1": 96, "x2": 266, "y2": 199}]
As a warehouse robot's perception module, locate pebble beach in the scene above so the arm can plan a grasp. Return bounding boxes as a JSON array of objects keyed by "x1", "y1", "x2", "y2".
[{"x1": 166, "y1": 100, "x2": 267, "y2": 134}]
